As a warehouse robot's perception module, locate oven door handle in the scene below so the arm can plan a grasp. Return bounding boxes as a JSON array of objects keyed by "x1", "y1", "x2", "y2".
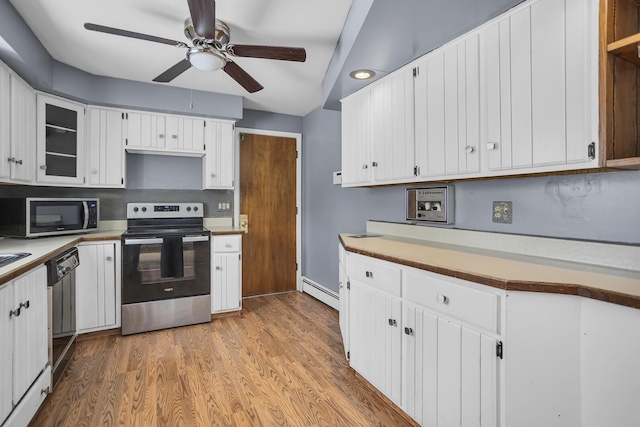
[
  {"x1": 183, "y1": 235, "x2": 210, "y2": 243},
  {"x1": 124, "y1": 238, "x2": 164, "y2": 245}
]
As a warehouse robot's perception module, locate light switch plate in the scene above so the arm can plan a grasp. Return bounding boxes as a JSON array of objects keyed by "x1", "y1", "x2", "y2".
[
  {"x1": 493, "y1": 201, "x2": 512, "y2": 224},
  {"x1": 333, "y1": 171, "x2": 342, "y2": 185}
]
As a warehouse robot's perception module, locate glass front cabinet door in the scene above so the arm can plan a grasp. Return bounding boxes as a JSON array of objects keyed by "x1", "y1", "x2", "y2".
[{"x1": 36, "y1": 94, "x2": 85, "y2": 185}]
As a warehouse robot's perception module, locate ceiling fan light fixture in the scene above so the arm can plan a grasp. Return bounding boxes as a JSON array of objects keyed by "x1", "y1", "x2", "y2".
[
  {"x1": 350, "y1": 69, "x2": 375, "y2": 80},
  {"x1": 188, "y1": 46, "x2": 226, "y2": 71}
]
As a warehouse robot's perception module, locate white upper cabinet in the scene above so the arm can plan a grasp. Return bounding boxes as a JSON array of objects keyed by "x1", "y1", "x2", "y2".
[
  {"x1": 125, "y1": 111, "x2": 206, "y2": 156},
  {"x1": 6, "y1": 74, "x2": 36, "y2": 183},
  {"x1": 203, "y1": 120, "x2": 235, "y2": 189},
  {"x1": 341, "y1": 0, "x2": 598, "y2": 186},
  {"x1": 415, "y1": 32, "x2": 482, "y2": 180},
  {"x1": 86, "y1": 107, "x2": 125, "y2": 188},
  {"x1": 370, "y1": 66, "x2": 415, "y2": 183},
  {"x1": 483, "y1": 0, "x2": 597, "y2": 173},
  {"x1": 36, "y1": 94, "x2": 85, "y2": 185},
  {"x1": 0, "y1": 65, "x2": 10, "y2": 181},
  {"x1": 341, "y1": 89, "x2": 372, "y2": 186}
]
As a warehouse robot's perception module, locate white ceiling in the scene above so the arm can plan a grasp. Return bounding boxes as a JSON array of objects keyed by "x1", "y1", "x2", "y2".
[{"x1": 8, "y1": 0, "x2": 352, "y2": 116}]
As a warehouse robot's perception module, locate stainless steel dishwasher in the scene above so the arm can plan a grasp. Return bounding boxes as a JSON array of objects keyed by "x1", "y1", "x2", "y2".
[{"x1": 46, "y1": 247, "x2": 79, "y2": 389}]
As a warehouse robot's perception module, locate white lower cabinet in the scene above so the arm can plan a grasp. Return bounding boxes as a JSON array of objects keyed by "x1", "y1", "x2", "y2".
[
  {"x1": 211, "y1": 235, "x2": 242, "y2": 313},
  {"x1": 345, "y1": 253, "x2": 502, "y2": 426},
  {"x1": 76, "y1": 241, "x2": 121, "y2": 332},
  {"x1": 402, "y1": 303, "x2": 498, "y2": 427},
  {"x1": 349, "y1": 279, "x2": 402, "y2": 405},
  {"x1": 0, "y1": 265, "x2": 49, "y2": 427}
]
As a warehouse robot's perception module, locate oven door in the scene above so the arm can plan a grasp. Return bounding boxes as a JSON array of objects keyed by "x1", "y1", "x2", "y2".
[{"x1": 122, "y1": 235, "x2": 211, "y2": 304}]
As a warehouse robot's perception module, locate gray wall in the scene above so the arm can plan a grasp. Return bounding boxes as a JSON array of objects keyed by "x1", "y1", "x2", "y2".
[
  {"x1": 237, "y1": 109, "x2": 303, "y2": 133},
  {"x1": 301, "y1": 107, "x2": 640, "y2": 293}
]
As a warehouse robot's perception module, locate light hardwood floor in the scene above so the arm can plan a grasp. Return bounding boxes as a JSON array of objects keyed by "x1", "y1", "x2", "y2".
[{"x1": 30, "y1": 292, "x2": 417, "y2": 426}]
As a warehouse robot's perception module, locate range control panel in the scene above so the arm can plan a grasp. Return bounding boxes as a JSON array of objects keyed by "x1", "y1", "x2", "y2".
[
  {"x1": 406, "y1": 186, "x2": 454, "y2": 224},
  {"x1": 126, "y1": 203, "x2": 203, "y2": 219}
]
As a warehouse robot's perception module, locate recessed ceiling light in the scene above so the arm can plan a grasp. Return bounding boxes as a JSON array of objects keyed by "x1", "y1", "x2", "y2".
[{"x1": 350, "y1": 69, "x2": 376, "y2": 80}]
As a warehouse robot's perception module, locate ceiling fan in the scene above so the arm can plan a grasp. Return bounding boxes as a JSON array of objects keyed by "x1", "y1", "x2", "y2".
[{"x1": 84, "y1": 0, "x2": 306, "y2": 93}]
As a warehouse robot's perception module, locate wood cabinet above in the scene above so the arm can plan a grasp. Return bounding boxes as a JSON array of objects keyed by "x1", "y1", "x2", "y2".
[{"x1": 601, "y1": 0, "x2": 640, "y2": 169}]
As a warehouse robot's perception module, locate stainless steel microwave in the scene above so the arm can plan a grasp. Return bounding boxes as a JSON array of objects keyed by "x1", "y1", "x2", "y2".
[{"x1": 0, "y1": 197, "x2": 99, "y2": 238}]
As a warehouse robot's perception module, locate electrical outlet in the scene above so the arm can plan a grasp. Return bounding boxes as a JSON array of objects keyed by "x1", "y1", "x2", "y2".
[
  {"x1": 493, "y1": 201, "x2": 512, "y2": 224},
  {"x1": 217, "y1": 202, "x2": 231, "y2": 211}
]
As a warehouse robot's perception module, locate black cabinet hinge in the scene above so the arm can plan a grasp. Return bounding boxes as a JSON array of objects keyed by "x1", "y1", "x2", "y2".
[
  {"x1": 125, "y1": 138, "x2": 128, "y2": 146},
  {"x1": 296, "y1": 263, "x2": 298, "y2": 271},
  {"x1": 121, "y1": 178, "x2": 124, "y2": 185},
  {"x1": 588, "y1": 142, "x2": 596, "y2": 160},
  {"x1": 347, "y1": 351, "x2": 350, "y2": 360},
  {"x1": 496, "y1": 341, "x2": 503, "y2": 359},
  {"x1": 413, "y1": 67, "x2": 418, "y2": 78},
  {"x1": 347, "y1": 281, "x2": 350, "y2": 290},
  {"x1": 122, "y1": 112, "x2": 124, "y2": 120}
]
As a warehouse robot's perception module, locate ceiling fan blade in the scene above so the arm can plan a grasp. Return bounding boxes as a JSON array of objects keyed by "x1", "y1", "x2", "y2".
[
  {"x1": 187, "y1": 0, "x2": 217, "y2": 40},
  {"x1": 227, "y1": 45, "x2": 306, "y2": 62},
  {"x1": 84, "y1": 23, "x2": 186, "y2": 47},
  {"x1": 223, "y1": 61, "x2": 264, "y2": 93},
  {"x1": 153, "y1": 59, "x2": 192, "y2": 83}
]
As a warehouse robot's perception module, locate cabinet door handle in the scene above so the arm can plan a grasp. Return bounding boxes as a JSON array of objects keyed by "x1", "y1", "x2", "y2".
[
  {"x1": 9, "y1": 307, "x2": 21, "y2": 317},
  {"x1": 15, "y1": 159, "x2": 22, "y2": 165},
  {"x1": 215, "y1": 266, "x2": 222, "y2": 271},
  {"x1": 437, "y1": 294, "x2": 449, "y2": 305},
  {"x1": 365, "y1": 271, "x2": 373, "y2": 279},
  {"x1": 7, "y1": 157, "x2": 15, "y2": 163},
  {"x1": 362, "y1": 164, "x2": 368, "y2": 169},
  {"x1": 106, "y1": 256, "x2": 113, "y2": 261},
  {"x1": 91, "y1": 169, "x2": 98, "y2": 174},
  {"x1": 20, "y1": 300, "x2": 30, "y2": 310},
  {"x1": 40, "y1": 165, "x2": 47, "y2": 170},
  {"x1": 158, "y1": 134, "x2": 165, "y2": 139},
  {"x1": 372, "y1": 162, "x2": 378, "y2": 167},
  {"x1": 210, "y1": 173, "x2": 216, "y2": 177},
  {"x1": 404, "y1": 327, "x2": 414, "y2": 336},
  {"x1": 465, "y1": 146, "x2": 475, "y2": 154},
  {"x1": 225, "y1": 243, "x2": 232, "y2": 248},
  {"x1": 487, "y1": 142, "x2": 498, "y2": 150},
  {"x1": 172, "y1": 135, "x2": 178, "y2": 139},
  {"x1": 388, "y1": 319, "x2": 397, "y2": 326}
]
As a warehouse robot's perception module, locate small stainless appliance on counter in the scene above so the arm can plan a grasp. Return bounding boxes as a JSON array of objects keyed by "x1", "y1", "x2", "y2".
[
  {"x1": 121, "y1": 202, "x2": 211, "y2": 335},
  {"x1": 406, "y1": 186, "x2": 455, "y2": 224},
  {"x1": 46, "y1": 246, "x2": 79, "y2": 389},
  {"x1": 0, "y1": 197, "x2": 99, "y2": 238}
]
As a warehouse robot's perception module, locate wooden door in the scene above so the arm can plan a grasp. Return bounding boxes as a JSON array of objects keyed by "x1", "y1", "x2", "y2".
[{"x1": 240, "y1": 132, "x2": 297, "y2": 297}]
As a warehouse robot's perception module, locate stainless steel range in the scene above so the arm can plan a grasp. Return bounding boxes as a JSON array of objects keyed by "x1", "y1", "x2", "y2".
[{"x1": 121, "y1": 202, "x2": 211, "y2": 335}]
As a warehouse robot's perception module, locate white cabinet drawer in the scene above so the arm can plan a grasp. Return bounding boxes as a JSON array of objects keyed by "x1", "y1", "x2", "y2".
[
  {"x1": 348, "y1": 254, "x2": 401, "y2": 297},
  {"x1": 404, "y1": 269, "x2": 499, "y2": 333},
  {"x1": 213, "y1": 235, "x2": 241, "y2": 252}
]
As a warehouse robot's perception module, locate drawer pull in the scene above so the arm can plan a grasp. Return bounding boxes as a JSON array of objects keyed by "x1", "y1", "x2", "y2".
[
  {"x1": 225, "y1": 243, "x2": 232, "y2": 248},
  {"x1": 388, "y1": 319, "x2": 397, "y2": 326},
  {"x1": 365, "y1": 271, "x2": 374, "y2": 279},
  {"x1": 216, "y1": 266, "x2": 221, "y2": 271},
  {"x1": 404, "y1": 327, "x2": 414, "y2": 336},
  {"x1": 437, "y1": 294, "x2": 449, "y2": 305}
]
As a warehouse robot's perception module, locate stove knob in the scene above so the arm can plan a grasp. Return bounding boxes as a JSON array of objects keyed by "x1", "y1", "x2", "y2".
[
  {"x1": 187, "y1": 207, "x2": 191, "y2": 212},
  {"x1": 142, "y1": 207, "x2": 147, "y2": 212},
  {"x1": 133, "y1": 207, "x2": 139, "y2": 212},
  {"x1": 194, "y1": 206, "x2": 199, "y2": 212}
]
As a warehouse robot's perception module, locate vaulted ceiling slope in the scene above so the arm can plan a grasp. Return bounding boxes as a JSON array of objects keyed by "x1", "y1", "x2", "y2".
[
  {"x1": 6, "y1": 0, "x2": 352, "y2": 116},
  {"x1": 2, "y1": 0, "x2": 526, "y2": 117}
]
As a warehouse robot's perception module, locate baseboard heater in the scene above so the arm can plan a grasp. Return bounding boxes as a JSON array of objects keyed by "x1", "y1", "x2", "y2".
[{"x1": 301, "y1": 276, "x2": 339, "y2": 310}]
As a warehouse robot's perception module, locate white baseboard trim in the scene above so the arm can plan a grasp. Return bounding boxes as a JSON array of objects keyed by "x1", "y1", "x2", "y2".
[{"x1": 302, "y1": 276, "x2": 339, "y2": 310}]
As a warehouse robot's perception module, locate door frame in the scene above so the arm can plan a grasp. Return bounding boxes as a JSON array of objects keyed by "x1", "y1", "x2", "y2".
[{"x1": 234, "y1": 127, "x2": 302, "y2": 292}]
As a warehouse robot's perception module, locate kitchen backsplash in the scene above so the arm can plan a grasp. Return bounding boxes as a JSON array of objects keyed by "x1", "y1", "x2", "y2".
[{"x1": 0, "y1": 186, "x2": 233, "y2": 220}]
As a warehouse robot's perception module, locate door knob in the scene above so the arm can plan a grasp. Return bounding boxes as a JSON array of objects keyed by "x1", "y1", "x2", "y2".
[{"x1": 239, "y1": 214, "x2": 248, "y2": 233}]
